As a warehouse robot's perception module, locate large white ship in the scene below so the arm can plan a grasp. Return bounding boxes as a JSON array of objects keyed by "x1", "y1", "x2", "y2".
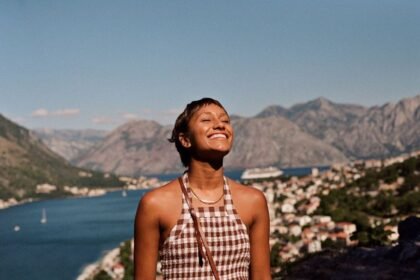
[{"x1": 240, "y1": 166, "x2": 283, "y2": 180}]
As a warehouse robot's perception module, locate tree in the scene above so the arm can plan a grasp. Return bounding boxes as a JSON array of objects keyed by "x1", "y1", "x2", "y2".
[
  {"x1": 119, "y1": 240, "x2": 133, "y2": 280},
  {"x1": 93, "y1": 270, "x2": 112, "y2": 280},
  {"x1": 270, "y1": 242, "x2": 282, "y2": 269}
]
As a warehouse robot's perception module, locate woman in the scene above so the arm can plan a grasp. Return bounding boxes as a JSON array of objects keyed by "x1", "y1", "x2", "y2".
[{"x1": 134, "y1": 98, "x2": 271, "y2": 279}]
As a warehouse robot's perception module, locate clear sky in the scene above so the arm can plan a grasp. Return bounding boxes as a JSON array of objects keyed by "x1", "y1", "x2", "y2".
[{"x1": 1, "y1": 0, "x2": 419, "y2": 130}]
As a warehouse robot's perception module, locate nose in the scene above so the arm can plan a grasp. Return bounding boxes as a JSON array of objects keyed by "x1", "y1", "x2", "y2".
[{"x1": 213, "y1": 118, "x2": 225, "y2": 130}]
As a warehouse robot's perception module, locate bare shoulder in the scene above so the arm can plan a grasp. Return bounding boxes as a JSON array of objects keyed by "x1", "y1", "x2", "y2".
[
  {"x1": 136, "y1": 179, "x2": 181, "y2": 216},
  {"x1": 227, "y1": 178, "x2": 267, "y2": 206},
  {"x1": 227, "y1": 178, "x2": 268, "y2": 227}
]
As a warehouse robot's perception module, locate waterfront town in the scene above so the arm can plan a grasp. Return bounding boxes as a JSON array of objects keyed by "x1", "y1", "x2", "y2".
[
  {"x1": 0, "y1": 174, "x2": 161, "y2": 210},
  {"x1": 75, "y1": 150, "x2": 420, "y2": 279}
]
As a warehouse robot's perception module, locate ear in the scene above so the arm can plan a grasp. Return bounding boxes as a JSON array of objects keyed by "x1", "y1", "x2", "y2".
[{"x1": 178, "y1": 133, "x2": 191, "y2": 148}]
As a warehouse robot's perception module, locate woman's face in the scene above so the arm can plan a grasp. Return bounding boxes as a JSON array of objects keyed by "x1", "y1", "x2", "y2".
[{"x1": 181, "y1": 103, "x2": 233, "y2": 160}]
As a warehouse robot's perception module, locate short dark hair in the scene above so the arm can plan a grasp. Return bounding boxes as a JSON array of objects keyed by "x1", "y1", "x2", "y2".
[{"x1": 169, "y1": 97, "x2": 227, "y2": 167}]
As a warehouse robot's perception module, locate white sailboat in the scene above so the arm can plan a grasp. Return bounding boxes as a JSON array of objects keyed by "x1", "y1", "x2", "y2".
[
  {"x1": 41, "y1": 208, "x2": 47, "y2": 224},
  {"x1": 122, "y1": 189, "x2": 127, "y2": 197}
]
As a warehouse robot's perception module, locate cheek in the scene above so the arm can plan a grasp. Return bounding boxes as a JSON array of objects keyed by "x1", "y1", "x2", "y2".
[{"x1": 188, "y1": 130, "x2": 206, "y2": 147}]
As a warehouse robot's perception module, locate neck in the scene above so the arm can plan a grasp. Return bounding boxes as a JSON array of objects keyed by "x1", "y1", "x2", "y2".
[{"x1": 187, "y1": 159, "x2": 224, "y2": 190}]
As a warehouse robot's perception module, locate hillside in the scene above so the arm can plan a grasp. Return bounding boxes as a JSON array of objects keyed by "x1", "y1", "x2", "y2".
[
  {"x1": 33, "y1": 128, "x2": 108, "y2": 161},
  {"x1": 315, "y1": 155, "x2": 420, "y2": 245},
  {"x1": 268, "y1": 153, "x2": 420, "y2": 279},
  {"x1": 0, "y1": 114, "x2": 122, "y2": 200}
]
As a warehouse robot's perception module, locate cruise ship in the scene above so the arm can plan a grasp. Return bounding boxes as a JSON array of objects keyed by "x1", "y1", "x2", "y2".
[{"x1": 240, "y1": 166, "x2": 283, "y2": 180}]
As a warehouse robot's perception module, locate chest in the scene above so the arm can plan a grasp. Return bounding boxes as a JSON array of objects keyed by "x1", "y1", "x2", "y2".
[{"x1": 159, "y1": 200, "x2": 253, "y2": 247}]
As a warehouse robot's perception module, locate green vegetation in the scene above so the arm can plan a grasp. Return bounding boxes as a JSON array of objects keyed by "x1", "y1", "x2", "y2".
[
  {"x1": 269, "y1": 241, "x2": 298, "y2": 279},
  {"x1": 0, "y1": 114, "x2": 124, "y2": 200},
  {"x1": 316, "y1": 155, "x2": 420, "y2": 246},
  {"x1": 270, "y1": 242, "x2": 282, "y2": 269},
  {"x1": 93, "y1": 270, "x2": 112, "y2": 280},
  {"x1": 120, "y1": 240, "x2": 134, "y2": 280}
]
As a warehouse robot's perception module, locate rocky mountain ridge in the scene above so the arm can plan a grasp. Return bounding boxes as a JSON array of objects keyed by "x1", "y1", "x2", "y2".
[
  {"x1": 258, "y1": 95, "x2": 420, "y2": 160},
  {"x1": 35, "y1": 94, "x2": 420, "y2": 176},
  {"x1": 73, "y1": 120, "x2": 180, "y2": 176}
]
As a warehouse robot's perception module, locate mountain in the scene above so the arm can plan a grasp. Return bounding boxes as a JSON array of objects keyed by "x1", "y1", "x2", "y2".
[
  {"x1": 257, "y1": 95, "x2": 420, "y2": 160},
  {"x1": 0, "y1": 114, "x2": 122, "y2": 200},
  {"x1": 73, "y1": 120, "x2": 182, "y2": 176},
  {"x1": 256, "y1": 105, "x2": 289, "y2": 118},
  {"x1": 74, "y1": 117, "x2": 348, "y2": 176},
  {"x1": 287, "y1": 97, "x2": 368, "y2": 139},
  {"x1": 33, "y1": 128, "x2": 108, "y2": 161},
  {"x1": 257, "y1": 97, "x2": 368, "y2": 152},
  {"x1": 300, "y1": 95, "x2": 420, "y2": 159},
  {"x1": 226, "y1": 116, "x2": 347, "y2": 169}
]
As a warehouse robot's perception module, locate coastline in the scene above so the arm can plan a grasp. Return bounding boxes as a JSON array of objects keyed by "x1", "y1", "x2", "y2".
[
  {"x1": 0, "y1": 176, "x2": 162, "y2": 211},
  {"x1": 77, "y1": 239, "x2": 164, "y2": 280},
  {"x1": 0, "y1": 166, "x2": 328, "y2": 211},
  {"x1": 0, "y1": 190, "x2": 111, "y2": 211}
]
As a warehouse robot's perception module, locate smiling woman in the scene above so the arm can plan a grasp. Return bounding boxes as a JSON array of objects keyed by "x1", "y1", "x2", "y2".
[{"x1": 133, "y1": 98, "x2": 271, "y2": 279}]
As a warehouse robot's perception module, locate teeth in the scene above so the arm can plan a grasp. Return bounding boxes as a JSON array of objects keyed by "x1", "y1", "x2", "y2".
[{"x1": 209, "y1": 134, "x2": 227, "y2": 139}]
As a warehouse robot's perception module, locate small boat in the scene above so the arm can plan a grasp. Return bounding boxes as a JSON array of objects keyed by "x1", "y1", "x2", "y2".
[
  {"x1": 40, "y1": 208, "x2": 47, "y2": 224},
  {"x1": 14, "y1": 225, "x2": 20, "y2": 232},
  {"x1": 241, "y1": 166, "x2": 283, "y2": 180},
  {"x1": 122, "y1": 190, "x2": 127, "y2": 197}
]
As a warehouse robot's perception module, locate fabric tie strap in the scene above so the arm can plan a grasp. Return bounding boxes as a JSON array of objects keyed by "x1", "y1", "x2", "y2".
[{"x1": 178, "y1": 177, "x2": 221, "y2": 280}]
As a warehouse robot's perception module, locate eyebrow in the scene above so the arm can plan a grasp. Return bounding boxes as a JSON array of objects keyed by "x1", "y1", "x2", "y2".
[{"x1": 199, "y1": 111, "x2": 229, "y2": 118}]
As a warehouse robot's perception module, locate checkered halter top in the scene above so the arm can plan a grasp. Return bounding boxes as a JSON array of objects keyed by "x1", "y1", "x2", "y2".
[{"x1": 159, "y1": 173, "x2": 251, "y2": 279}]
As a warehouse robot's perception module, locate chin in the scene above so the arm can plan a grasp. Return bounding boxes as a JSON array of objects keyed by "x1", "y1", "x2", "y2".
[{"x1": 212, "y1": 148, "x2": 231, "y2": 158}]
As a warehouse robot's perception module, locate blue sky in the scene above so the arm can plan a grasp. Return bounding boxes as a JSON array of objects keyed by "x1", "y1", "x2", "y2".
[{"x1": 1, "y1": 0, "x2": 419, "y2": 130}]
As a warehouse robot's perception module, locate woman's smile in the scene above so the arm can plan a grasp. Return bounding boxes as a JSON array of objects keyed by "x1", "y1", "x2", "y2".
[{"x1": 208, "y1": 133, "x2": 228, "y2": 139}]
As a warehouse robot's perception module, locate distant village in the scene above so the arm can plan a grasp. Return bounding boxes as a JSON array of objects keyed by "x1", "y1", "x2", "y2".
[
  {"x1": 0, "y1": 173, "x2": 161, "y2": 210},
  {"x1": 76, "y1": 150, "x2": 420, "y2": 279}
]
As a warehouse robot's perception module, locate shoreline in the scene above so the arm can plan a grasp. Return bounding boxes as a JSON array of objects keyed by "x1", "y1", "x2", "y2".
[
  {"x1": 0, "y1": 186, "x2": 153, "y2": 211},
  {"x1": 0, "y1": 166, "x2": 328, "y2": 211},
  {"x1": 0, "y1": 176, "x2": 163, "y2": 211}
]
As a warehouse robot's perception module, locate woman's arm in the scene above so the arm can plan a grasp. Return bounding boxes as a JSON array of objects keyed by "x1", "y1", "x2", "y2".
[
  {"x1": 134, "y1": 192, "x2": 161, "y2": 280},
  {"x1": 249, "y1": 191, "x2": 272, "y2": 280}
]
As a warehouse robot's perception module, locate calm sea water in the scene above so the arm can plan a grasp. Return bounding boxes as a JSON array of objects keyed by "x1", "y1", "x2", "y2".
[
  {"x1": 0, "y1": 166, "x2": 327, "y2": 280},
  {"x1": 0, "y1": 190, "x2": 147, "y2": 280}
]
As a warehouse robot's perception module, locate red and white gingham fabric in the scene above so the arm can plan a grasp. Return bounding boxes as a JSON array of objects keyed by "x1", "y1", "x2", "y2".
[{"x1": 159, "y1": 173, "x2": 251, "y2": 279}]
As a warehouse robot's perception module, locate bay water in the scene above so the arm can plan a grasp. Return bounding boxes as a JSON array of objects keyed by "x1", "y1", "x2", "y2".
[{"x1": 0, "y1": 189, "x2": 147, "y2": 280}]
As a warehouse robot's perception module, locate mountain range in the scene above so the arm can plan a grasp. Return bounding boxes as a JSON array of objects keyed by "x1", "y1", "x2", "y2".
[
  {"x1": 32, "y1": 94, "x2": 420, "y2": 176},
  {"x1": 257, "y1": 95, "x2": 420, "y2": 159},
  {"x1": 0, "y1": 114, "x2": 122, "y2": 200}
]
